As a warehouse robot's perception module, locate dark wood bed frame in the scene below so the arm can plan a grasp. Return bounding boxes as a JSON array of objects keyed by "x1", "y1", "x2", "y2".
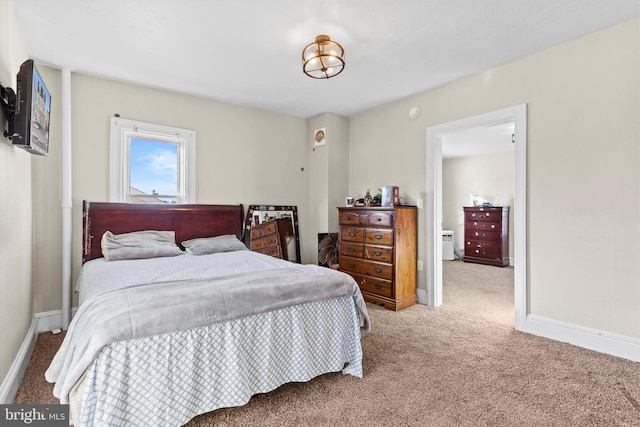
[{"x1": 82, "y1": 201, "x2": 245, "y2": 263}]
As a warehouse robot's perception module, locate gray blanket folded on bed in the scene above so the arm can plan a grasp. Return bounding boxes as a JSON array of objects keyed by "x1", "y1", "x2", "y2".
[{"x1": 45, "y1": 264, "x2": 370, "y2": 404}]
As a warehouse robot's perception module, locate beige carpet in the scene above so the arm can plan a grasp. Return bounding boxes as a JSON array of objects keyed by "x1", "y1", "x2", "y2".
[{"x1": 14, "y1": 260, "x2": 640, "y2": 426}]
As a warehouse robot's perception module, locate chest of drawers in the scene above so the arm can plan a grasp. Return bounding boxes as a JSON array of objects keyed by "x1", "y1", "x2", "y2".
[
  {"x1": 250, "y1": 219, "x2": 293, "y2": 260},
  {"x1": 338, "y1": 206, "x2": 417, "y2": 311},
  {"x1": 463, "y1": 206, "x2": 510, "y2": 267}
]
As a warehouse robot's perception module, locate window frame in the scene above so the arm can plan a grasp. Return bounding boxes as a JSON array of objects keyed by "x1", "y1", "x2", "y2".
[{"x1": 109, "y1": 117, "x2": 196, "y2": 204}]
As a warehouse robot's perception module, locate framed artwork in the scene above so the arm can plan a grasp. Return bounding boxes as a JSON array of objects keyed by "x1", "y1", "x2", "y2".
[
  {"x1": 318, "y1": 232, "x2": 339, "y2": 267},
  {"x1": 244, "y1": 205, "x2": 301, "y2": 263},
  {"x1": 313, "y1": 127, "x2": 327, "y2": 147}
]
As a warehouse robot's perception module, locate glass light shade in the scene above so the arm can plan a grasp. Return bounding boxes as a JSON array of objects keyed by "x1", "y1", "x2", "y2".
[{"x1": 302, "y1": 35, "x2": 345, "y2": 79}]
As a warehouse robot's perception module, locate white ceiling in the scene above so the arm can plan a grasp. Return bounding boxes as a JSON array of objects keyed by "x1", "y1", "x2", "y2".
[{"x1": 10, "y1": 0, "x2": 640, "y2": 119}]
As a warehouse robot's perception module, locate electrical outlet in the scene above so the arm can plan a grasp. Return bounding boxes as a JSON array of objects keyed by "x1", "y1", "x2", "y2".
[
  {"x1": 417, "y1": 260, "x2": 423, "y2": 271},
  {"x1": 417, "y1": 198, "x2": 423, "y2": 209}
]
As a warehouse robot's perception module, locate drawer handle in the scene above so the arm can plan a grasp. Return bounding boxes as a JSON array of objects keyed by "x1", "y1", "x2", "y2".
[
  {"x1": 348, "y1": 247, "x2": 355, "y2": 252},
  {"x1": 373, "y1": 251, "x2": 382, "y2": 256},
  {"x1": 374, "y1": 235, "x2": 383, "y2": 240},
  {"x1": 267, "y1": 239, "x2": 274, "y2": 244},
  {"x1": 349, "y1": 263, "x2": 356, "y2": 268},
  {"x1": 349, "y1": 232, "x2": 356, "y2": 237},
  {"x1": 374, "y1": 267, "x2": 383, "y2": 273},
  {"x1": 373, "y1": 284, "x2": 381, "y2": 290}
]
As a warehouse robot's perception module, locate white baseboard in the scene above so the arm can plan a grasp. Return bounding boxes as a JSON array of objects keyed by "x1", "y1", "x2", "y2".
[
  {"x1": 522, "y1": 314, "x2": 640, "y2": 363},
  {"x1": 417, "y1": 288, "x2": 429, "y2": 305},
  {"x1": 0, "y1": 308, "x2": 78, "y2": 404},
  {"x1": 0, "y1": 318, "x2": 37, "y2": 404},
  {"x1": 416, "y1": 292, "x2": 639, "y2": 362},
  {"x1": 34, "y1": 308, "x2": 77, "y2": 334}
]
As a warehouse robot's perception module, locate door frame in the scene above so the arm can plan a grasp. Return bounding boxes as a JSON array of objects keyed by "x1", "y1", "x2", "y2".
[{"x1": 425, "y1": 104, "x2": 527, "y2": 330}]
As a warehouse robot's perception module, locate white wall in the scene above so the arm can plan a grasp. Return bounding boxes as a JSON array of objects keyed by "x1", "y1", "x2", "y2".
[
  {"x1": 349, "y1": 18, "x2": 639, "y2": 338},
  {"x1": 30, "y1": 72, "x2": 311, "y2": 310},
  {"x1": 0, "y1": 0, "x2": 33, "y2": 394},
  {"x1": 307, "y1": 113, "x2": 350, "y2": 263},
  {"x1": 442, "y1": 151, "x2": 515, "y2": 259}
]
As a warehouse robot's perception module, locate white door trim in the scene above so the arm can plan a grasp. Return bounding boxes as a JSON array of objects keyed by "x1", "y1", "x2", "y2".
[{"x1": 425, "y1": 104, "x2": 527, "y2": 329}]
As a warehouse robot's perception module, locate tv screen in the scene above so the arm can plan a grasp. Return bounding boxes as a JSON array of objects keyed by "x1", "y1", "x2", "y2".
[{"x1": 12, "y1": 59, "x2": 51, "y2": 156}]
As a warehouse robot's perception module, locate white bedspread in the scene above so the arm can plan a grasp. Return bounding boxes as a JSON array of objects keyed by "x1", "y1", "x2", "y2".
[
  {"x1": 76, "y1": 250, "x2": 297, "y2": 304},
  {"x1": 48, "y1": 253, "x2": 369, "y2": 406}
]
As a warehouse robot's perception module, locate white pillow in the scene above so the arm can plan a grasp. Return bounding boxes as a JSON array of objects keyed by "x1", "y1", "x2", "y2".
[
  {"x1": 181, "y1": 235, "x2": 248, "y2": 255},
  {"x1": 101, "y1": 230, "x2": 184, "y2": 261}
]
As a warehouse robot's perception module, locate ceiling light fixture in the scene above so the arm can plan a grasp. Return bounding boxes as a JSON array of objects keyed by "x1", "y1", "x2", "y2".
[{"x1": 302, "y1": 35, "x2": 345, "y2": 79}]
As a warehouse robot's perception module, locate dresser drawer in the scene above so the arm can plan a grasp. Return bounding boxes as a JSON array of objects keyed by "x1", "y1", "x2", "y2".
[
  {"x1": 251, "y1": 234, "x2": 279, "y2": 250},
  {"x1": 250, "y1": 221, "x2": 278, "y2": 238},
  {"x1": 250, "y1": 227, "x2": 264, "y2": 239},
  {"x1": 465, "y1": 228, "x2": 501, "y2": 241},
  {"x1": 364, "y1": 245, "x2": 393, "y2": 263},
  {"x1": 466, "y1": 239, "x2": 501, "y2": 250},
  {"x1": 262, "y1": 245, "x2": 282, "y2": 258},
  {"x1": 340, "y1": 241, "x2": 363, "y2": 257},
  {"x1": 364, "y1": 212, "x2": 393, "y2": 227},
  {"x1": 364, "y1": 228, "x2": 393, "y2": 245},
  {"x1": 339, "y1": 256, "x2": 393, "y2": 280},
  {"x1": 347, "y1": 272, "x2": 393, "y2": 298},
  {"x1": 250, "y1": 239, "x2": 264, "y2": 250},
  {"x1": 340, "y1": 227, "x2": 365, "y2": 242},
  {"x1": 262, "y1": 233, "x2": 280, "y2": 247},
  {"x1": 465, "y1": 209, "x2": 502, "y2": 221},
  {"x1": 466, "y1": 220, "x2": 501, "y2": 231},
  {"x1": 466, "y1": 247, "x2": 501, "y2": 258},
  {"x1": 465, "y1": 240, "x2": 501, "y2": 258},
  {"x1": 339, "y1": 211, "x2": 361, "y2": 225}
]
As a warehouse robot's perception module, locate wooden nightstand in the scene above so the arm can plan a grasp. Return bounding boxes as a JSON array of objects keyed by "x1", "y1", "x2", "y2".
[{"x1": 249, "y1": 219, "x2": 294, "y2": 260}]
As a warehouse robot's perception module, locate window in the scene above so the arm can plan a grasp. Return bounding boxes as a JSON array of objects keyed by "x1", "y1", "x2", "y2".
[{"x1": 110, "y1": 118, "x2": 196, "y2": 204}]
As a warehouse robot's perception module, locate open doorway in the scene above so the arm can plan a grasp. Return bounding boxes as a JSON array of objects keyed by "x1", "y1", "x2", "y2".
[
  {"x1": 441, "y1": 123, "x2": 515, "y2": 264},
  {"x1": 425, "y1": 104, "x2": 527, "y2": 330}
]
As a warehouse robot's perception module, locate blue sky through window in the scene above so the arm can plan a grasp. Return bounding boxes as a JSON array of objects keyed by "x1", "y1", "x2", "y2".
[{"x1": 130, "y1": 138, "x2": 178, "y2": 196}]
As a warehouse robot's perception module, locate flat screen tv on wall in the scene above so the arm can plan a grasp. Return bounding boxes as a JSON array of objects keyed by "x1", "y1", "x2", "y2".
[{"x1": 12, "y1": 59, "x2": 51, "y2": 156}]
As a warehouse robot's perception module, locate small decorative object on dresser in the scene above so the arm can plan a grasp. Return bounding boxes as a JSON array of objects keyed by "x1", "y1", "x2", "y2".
[
  {"x1": 250, "y1": 219, "x2": 294, "y2": 260},
  {"x1": 338, "y1": 206, "x2": 417, "y2": 310},
  {"x1": 381, "y1": 186, "x2": 399, "y2": 207},
  {"x1": 463, "y1": 206, "x2": 510, "y2": 267}
]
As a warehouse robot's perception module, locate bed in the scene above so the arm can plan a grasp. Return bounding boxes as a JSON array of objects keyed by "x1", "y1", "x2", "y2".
[{"x1": 46, "y1": 201, "x2": 369, "y2": 427}]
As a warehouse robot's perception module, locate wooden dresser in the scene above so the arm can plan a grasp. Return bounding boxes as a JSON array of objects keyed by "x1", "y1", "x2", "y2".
[
  {"x1": 463, "y1": 206, "x2": 510, "y2": 267},
  {"x1": 250, "y1": 219, "x2": 293, "y2": 260},
  {"x1": 338, "y1": 206, "x2": 417, "y2": 311}
]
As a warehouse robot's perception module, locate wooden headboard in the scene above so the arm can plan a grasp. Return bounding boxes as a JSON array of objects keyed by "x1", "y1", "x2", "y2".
[{"x1": 82, "y1": 201, "x2": 245, "y2": 263}]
